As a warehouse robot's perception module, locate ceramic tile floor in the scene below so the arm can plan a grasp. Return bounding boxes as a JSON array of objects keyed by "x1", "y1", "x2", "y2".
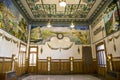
[{"x1": 22, "y1": 75, "x2": 101, "y2": 80}]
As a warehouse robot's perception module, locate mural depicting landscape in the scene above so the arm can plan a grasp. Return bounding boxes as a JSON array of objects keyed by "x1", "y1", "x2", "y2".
[
  {"x1": 104, "y1": 1, "x2": 120, "y2": 36},
  {"x1": 30, "y1": 26, "x2": 90, "y2": 45},
  {"x1": 118, "y1": 0, "x2": 120, "y2": 17},
  {"x1": 0, "y1": 0, "x2": 27, "y2": 42}
]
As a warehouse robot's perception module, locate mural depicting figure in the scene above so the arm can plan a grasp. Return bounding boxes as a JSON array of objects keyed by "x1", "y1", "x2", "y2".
[
  {"x1": 71, "y1": 29, "x2": 89, "y2": 44},
  {"x1": 0, "y1": 0, "x2": 27, "y2": 42},
  {"x1": 104, "y1": 1, "x2": 120, "y2": 36}
]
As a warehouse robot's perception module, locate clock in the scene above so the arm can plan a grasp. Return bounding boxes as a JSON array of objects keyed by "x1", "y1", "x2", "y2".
[{"x1": 57, "y1": 33, "x2": 64, "y2": 39}]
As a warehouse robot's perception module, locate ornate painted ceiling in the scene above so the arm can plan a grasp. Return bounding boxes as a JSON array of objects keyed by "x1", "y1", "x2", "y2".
[{"x1": 12, "y1": 0, "x2": 110, "y2": 26}]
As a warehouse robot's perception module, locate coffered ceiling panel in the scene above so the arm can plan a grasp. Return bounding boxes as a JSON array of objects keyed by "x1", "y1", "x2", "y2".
[{"x1": 12, "y1": 0, "x2": 109, "y2": 25}]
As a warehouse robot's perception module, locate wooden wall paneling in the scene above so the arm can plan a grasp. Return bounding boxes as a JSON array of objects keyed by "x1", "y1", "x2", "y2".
[
  {"x1": 15, "y1": 61, "x2": 27, "y2": 76},
  {"x1": 50, "y1": 60, "x2": 60, "y2": 74},
  {"x1": 0, "y1": 62, "x2": 3, "y2": 72},
  {"x1": 25, "y1": 59, "x2": 28, "y2": 73},
  {"x1": 73, "y1": 60, "x2": 83, "y2": 74},
  {"x1": 14, "y1": 60, "x2": 19, "y2": 76},
  {"x1": 17, "y1": 67, "x2": 22, "y2": 76},
  {"x1": 0, "y1": 57, "x2": 17, "y2": 80},
  {"x1": 38, "y1": 60, "x2": 48, "y2": 74},
  {"x1": 4, "y1": 61, "x2": 12, "y2": 72},
  {"x1": 50, "y1": 59, "x2": 70, "y2": 74},
  {"x1": 112, "y1": 61, "x2": 120, "y2": 71},
  {"x1": 112, "y1": 57, "x2": 120, "y2": 71},
  {"x1": 60, "y1": 60, "x2": 70, "y2": 74},
  {"x1": 92, "y1": 59, "x2": 97, "y2": 73},
  {"x1": 22, "y1": 66, "x2": 26, "y2": 74},
  {"x1": 106, "y1": 57, "x2": 120, "y2": 80},
  {"x1": 28, "y1": 66, "x2": 37, "y2": 73},
  {"x1": 0, "y1": 57, "x2": 12, "y2": 73},
  {"x1": 0, "y1": 58, "x2": 4, "y2": 73},
  {"x1": 98, "y1": 67, "x2": 106, "y2": 76}
]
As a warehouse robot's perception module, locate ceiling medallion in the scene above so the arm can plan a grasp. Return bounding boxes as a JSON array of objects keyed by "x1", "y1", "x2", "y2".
[{"x1": 57, "y1": 33, "x2": 64, "y2": 39}]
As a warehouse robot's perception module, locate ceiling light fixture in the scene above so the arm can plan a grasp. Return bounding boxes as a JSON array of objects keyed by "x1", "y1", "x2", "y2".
[
  {"x1": 47, "y1": 22, "x2": 52, "y2": 28},
  {"x1": 59, "y1": 0, "x2": 66, "y2": 7},
  {"x1": 70, "y1": 22, "x2": 75, "y2": 28}
]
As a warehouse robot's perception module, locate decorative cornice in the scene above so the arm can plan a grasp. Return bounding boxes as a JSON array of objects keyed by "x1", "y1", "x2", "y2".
[
  {"x1": 31, "y1": 20, "x2": 89, "y2": 26},
  {"x1": 89, "y1": 0, "x2": 113, "y2": 24},
  {"x1": 11, "y1": 0, "x2": 112, "y2": 26},
  {"x1": 11, "y1": 0, "x2": 31, "y2": 23},
  {"x1": 11, "y1": 0, "x2": 97, "y2": 25}
]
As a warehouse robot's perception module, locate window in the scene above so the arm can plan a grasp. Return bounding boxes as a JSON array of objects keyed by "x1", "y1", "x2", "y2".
[
  {"x1": 29, "y1": 47, "x2": 38, "y2": 66},
  {"x1": 96, "y1": 43, "x2": 106, "y2": 67},
  {"x1": 18, "y1": 43, "x2": 26, "y2": 67},
  {"x1": 29, "y1": 53, "x2": 36, "y2": 66}
]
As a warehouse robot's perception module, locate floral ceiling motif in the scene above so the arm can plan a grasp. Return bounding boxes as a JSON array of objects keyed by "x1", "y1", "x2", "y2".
[
  {"x1": 12, "y1": 0, "x2": 109, "y2": 25},
  {"x1": 14, "y1": 0, "x2": 98, "y2": 20},
  {"x1": 26, "y1": 0, "x2": 95, "y2": 18}
]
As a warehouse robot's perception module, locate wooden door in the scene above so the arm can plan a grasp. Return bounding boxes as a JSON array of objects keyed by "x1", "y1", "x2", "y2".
[
  {"x1": 82, "y1": 46, "x2": 93, "y2": 73},
  {"x1": 28, "y1": 46, "x2": 38, "y2": 74}
]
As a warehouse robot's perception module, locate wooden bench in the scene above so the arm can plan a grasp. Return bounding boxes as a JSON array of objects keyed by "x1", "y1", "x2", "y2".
[
  {"x1": 106, "y1": 71, "x2": 120, "y2": 80},
  {"x1": 0, "y1": 71, "x2": 16, "y2": 80}
]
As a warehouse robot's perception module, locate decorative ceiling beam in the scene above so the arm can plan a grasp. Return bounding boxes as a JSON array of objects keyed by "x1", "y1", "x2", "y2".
[
  {"x1": 11, "y1": 0, "x2": 31, "y2": 24},
  {"x1": 31, "y1": 20, "x2": 89, "y2": 27},
  {"x1": 70, "y1": 4, "x2": 73, "y2": 14},
  {"x1": 49, "y1": 4, "x2": 51, "y2": 16},
  {"x1": 89, "y1": 0, "x2": 113, "y2": 24},
  {"x1": 41, "y1": 0, "x2": 46, "y2": 15},
  {"x1": 76, "y1": 0, "x2": 81, "y2": 10}
]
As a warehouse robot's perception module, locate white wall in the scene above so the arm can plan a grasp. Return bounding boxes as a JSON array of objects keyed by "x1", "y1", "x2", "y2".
[
  {"x1": 91, "y1": 18, "x2": 106, "y2": 43},
  {"x1": 105, "y1": 31, "x2": 120, "y2": 57},
  {"x1": 90, "y1": 0, "x2": 120, "y2": 58},
  {"x1": 91, "y1": 17, "x2": 120, "y2": 58},
  {"x1": 0, "y1": 29, "x2": 26, "y2": 58},
  {"x1": 90, "y1": 15, "x2": 105, "y2": 58},
  {"x1": 37, "y1": 37, "x2": 90, "y2": 59}
]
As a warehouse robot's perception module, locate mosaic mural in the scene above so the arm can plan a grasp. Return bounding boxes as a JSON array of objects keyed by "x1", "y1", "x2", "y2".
[
  {"x1": 0, "y1": 0, "x2": 27, "y2": 42},
  {"x1": 30, "y1": 26, "x2": 90, "y2": 45},
  {"x1": 25, "y1": 0, "x2": 96, "y2": 18},
  {"x1": 118, "y1": 0, "x2": 120, "y2": 16},
  {"x1": 104, "y1": 1, "x2": 120, "y2": 36}
]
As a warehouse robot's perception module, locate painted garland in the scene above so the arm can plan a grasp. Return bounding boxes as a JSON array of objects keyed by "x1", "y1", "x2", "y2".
[
  {"x1": 47, "y1": 43, "x2": 59, "y2": 50},
  {"x1": 107, "y1": 32, "x2": 120, "y2": 52},
  {"x1": 47, "y1": 43, "x2": 73, "y2": 50},
  {"x1": 107, "y1": 32, "x2": 120, "y2": 42},
  {"x1": 0, "y1": 32, "x2": 19, "y2": 46}
]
